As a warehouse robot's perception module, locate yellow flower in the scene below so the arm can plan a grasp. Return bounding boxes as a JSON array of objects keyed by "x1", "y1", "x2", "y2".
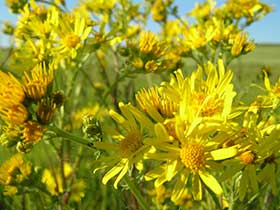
[
  {"x1": 0, "y1": 153, "x2": 31, "y2": 186},
  {"x1": 219, "y1": 0, "x2": 272, "y2": 25},
  {"x1": 230, "y1": 32, "x2": 255, "y2": 57},
  {"x1": 151, "y1": 0, "x2": 167, "y2": 22},
  {"x1": 71, "y1": 104, "x2": 106, "y2": 129},
  {"x1": 22, "y1": 121, "x2": 46, "y2": 145},
  {"x1": 56, "y1": 13, "x2": 92, "y2": 59},
  {"x1": 182, "y1": 25, "x2": 216, "y2": 50},
  {"x1": 263, "y1": 70, "x2": 280, "y2": 99},
  {"x1": 41, "y1": 163, "x2": 72, "y2": 195},
  {"x1": 93, "y1": 102, "x2": 153, "y2": 189},
  {"x1": 145, "y1": 123, "x2": 237, "y2": 201},
  {"x1": 136, "y1": 86, "x2": 177, "y2": 122},
  {"x1": 161, "y1": 60, "x2": 236, "y2": 122},
  {"x1": 82, "y1": 0, "x2": 117, "y2": 11},
  {"x1": 5, "y1": 0, "x2": 27, "y2": 13},
  {"x1": 131, "y1": 57, "x2": 144, "y2": 69},
  {"x1": 139, "y1": 31, "x2": 165, "y2": 58},
  {"x1": 41, "y1": 169, "x2": 63, "y2": 195},
  {"x1": 22, "y1": 63, "x2": 54, "y2": 100},
  {"x1": 188, "y1": 0, "x2": 215, "y2": 21},
  {"x1": 41, "y1": 163, "x2": 85, "y2": 201},
  {"x1": 0, "y1": 104, "x2": 28, "y2": 125},
  {"x1": 3, "y1": 186, "x2": 18, "y2": 196},
  {"x1": 222, "y1": 110, "x2": 280, "y2": 201},
  {"x1": 0, "y1": 124, "x2": 21, "y2": 147},
  {"x1": 162, "y1": 20, "x2": 182, "y2": 43},
  {"x1": 144, "y1": 60, "x2": 161, "y2": 72},
  {"x1": 69, "y1": 179, "x2": 86, "y2": 202},
  {"x1": 0, "y1": 71, "x2": 25, "y2": 107}
]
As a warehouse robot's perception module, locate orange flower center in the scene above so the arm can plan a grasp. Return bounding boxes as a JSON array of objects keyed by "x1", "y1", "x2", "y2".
[
  {"x1": 239, "y1": 151, "x2": 255, "y2": 165},
  {"x1": 119, "y1": 131, "x2": 142, "y2": 158},
  {"x1": 180, "y1": 143, "x2": 205, "y2": 173},
  {"x1": 64, "y1": 34, "x2": 81, "y2": 48}
]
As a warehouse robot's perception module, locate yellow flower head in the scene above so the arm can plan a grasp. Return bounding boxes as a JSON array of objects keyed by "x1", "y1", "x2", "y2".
[
  {"x1": 220, "y1": 0, "x2": 272, "y2": 25},
  {"x1": 94, "y1": 103, "x2": 153, "y2": 189},
  {"x1": 144, "y1": 60, "x2": 161, "y2": 72},
  {"x1": 0, "y1": 153, "x2": 31, "y2": 186},
  {"x1": 139, "y1": 31, "x2": 165, "y2": 58},
  {"x1": 136, "y1": 86, "x2": 177, "y2": 122},
  {"x1": 188, "y1": 0, "x2": 215, "y2": 21},
  {"x1": 22, "y1": 63, "x2": 54, "y2": 100},
  {"x1": 230, "y1": 32, "x2": 255, "y2": 57},
  {"x1": 173, "y1": 60, "x2": 235, "y2": 122},
  {"x1": 0, "y1": 104, "x2": 28, "y2": 125},
  {"x1": 151, "y1": 0, "x2": 167, "y2": 22},
  {"x1": 41, "y1": 163, "x2": 85, "y2": 202},
  {"x1": 36, "y1": 97, "x2": 57, "y2": 124},
  {"x1": 0, "y1": 71, "x2": 25, "y2": 107},
  {"x1": 0, "y1": 124, "x2": 21, "y2": 148},
  {"x1": 56, "y1": 13, "x2": 92, "y2": 59},
  {"x1": 82, "y1": 0, "x2": 117, "y2": 11},
  {"x1": 22, "y1": 121, "x2": 45, "y2": 145},
  {"x1": 145, "y1": 123, "x2": 237, "y2": 201},
  {"x1": 5, "y1": 0, "x2": 27, "y2": 13},
  {"x1": 71, "y1": 104, "x2": 106, "y2": 129},
  {"x1": 182, "y1": 25, "x2": 216, "y2": 50}
]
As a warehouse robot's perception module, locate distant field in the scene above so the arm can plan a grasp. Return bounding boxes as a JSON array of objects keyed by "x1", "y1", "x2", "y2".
[
  {"x1": 230, "y1": 44, "x2": 280, "y2": 81},
  {"x1": 1, "y1": 44, "x2": 279, "y2": 95}
]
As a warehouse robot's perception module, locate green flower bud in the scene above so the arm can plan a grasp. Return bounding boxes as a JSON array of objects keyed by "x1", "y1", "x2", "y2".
[{"x1": 82, "y1": 115, "x2": 102, "y2": 142}]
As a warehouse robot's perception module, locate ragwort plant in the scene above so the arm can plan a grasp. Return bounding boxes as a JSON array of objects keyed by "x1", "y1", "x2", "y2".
[{"x1": 0, "y1": 0, "x2": 279, "y2": 209}]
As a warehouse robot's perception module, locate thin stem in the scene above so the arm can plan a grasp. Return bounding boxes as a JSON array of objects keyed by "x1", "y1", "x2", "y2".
[
  {"x1": 48, "y1": 125, "x2": 96, "y2": 150},
  {"x1": 35, "y1": 0, "x2": 67, "y2": 12},
  {"x1": 124, "y1": 176, "x2": 149, "y2": 210},
  {"x1": 21, "y1": 193, "x2": 26, "y2": 210}
]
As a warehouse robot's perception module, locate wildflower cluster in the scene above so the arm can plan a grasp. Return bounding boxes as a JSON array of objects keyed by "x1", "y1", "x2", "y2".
[
  {"x1": 0, "y1": 63, "x2": 59, "y2": 152},
  {"x1": 0, "y1": 0, "x2": 279, "y2": 209}
]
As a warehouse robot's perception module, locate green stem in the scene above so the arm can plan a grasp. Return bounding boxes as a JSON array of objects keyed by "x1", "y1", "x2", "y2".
[
  {"x1": 124, "y1": 176, "x2": 149, "y2": 210},
  {"x1": 48, "y1": 125, "x2": 95, "y2": 150}
]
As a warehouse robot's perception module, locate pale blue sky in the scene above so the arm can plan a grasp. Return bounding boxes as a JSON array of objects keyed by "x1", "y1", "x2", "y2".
[{"x1": 0, "y1": 0, "x2": 280, "y2": 46}]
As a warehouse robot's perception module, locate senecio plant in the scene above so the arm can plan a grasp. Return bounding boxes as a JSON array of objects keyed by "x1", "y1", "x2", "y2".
[{"x1": 0, "y1": 0, "x2": 279, "y2": 209}]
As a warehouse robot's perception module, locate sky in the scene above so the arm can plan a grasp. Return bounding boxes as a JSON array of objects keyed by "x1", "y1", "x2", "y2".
[{"x1": 0, "y1": 0, "x2": 280, "y2": 46}]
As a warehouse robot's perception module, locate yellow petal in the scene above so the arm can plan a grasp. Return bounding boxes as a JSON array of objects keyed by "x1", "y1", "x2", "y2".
[
  {"x1": 155, "y1": 123, "x2": 170, "y2": 142},
  {"x1": 199, "y1": 171, "x2": 223, "y2": 195},
  {"x1": 144, "y1": 167, "x2": 164, "y2": 181},
  {"x1": 210, "y1": 146, "x2": 237, "y2": 160},
  {"x1": 113, "y1": 161, "x2": 129, "y2": 189},
  {"x1": 102, "y1": 161, "x2": 124, "y2": 185},
  {"x1": 171, "y1": 171, "x2": 189, "y2": 202},
  {"x1": 192, "y1": 173, "x2": 202, "y2": 200},
  {"x1": 166, "y1": 160, "x2": 178, "y2": 181}
]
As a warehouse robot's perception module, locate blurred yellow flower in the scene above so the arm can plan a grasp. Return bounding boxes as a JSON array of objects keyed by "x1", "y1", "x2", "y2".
[
  {"x1": 0, "y1": 153, "x2": 31, "y2": 187},
  {"x1": 22, "y1": 63, "x2": 54, "y2": 100},
  {"x1": 139, "y1": 31, "x2": 165, "y2": 58},
  {"x1": 94, "y1": 102, "x2": 153, "y2": 189},
  {"x1": 56, "y1": 13, "x2": 92, "y2": 59}
]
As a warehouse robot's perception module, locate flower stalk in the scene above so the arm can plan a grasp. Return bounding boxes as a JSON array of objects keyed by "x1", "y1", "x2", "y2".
[{"x1": 47, "y1": 125, "x2": 96, "y2": 150}]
